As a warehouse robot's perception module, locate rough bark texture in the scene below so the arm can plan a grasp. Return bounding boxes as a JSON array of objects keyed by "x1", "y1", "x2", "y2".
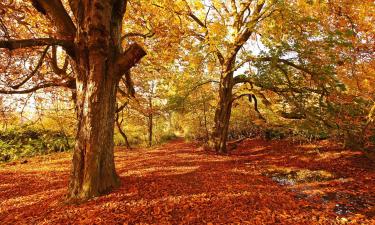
[
  {"x1": 66, "y1": 0, "x2": 145, "y2": 200},
  {"x1": 67, "y1": 0, "x2": 123, "y2": 200},
  {"x1": 210, "y1": 72, "x2": 234, "y2": 153}
]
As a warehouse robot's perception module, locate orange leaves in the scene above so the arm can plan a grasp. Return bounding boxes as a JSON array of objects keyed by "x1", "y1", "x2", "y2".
[{"x1": 1, "y1": 139, "x2": 375, "y2": 224}]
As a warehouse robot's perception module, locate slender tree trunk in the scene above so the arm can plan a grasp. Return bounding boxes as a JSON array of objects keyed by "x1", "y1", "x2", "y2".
[
  {"x1": 210, "y1": 72, "x2": 234, "y2": 153},
  {"x1": 116, "y1": 114, "x2": 132, "y2": 150},
  {"x1": 148, "y1": 114, "x2": 153, "y2": 147},
  {"x1": 202, "y1": 97, "x2": 209, "y2": 142},
  {"x1": 147, "y1": 89, "x2": 153, "y2": 147}
]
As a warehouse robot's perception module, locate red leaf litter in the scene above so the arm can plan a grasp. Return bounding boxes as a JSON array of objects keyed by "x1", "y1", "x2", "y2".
[{"x1": 1, "y1": 139, "x2": 374, "y2": 224}]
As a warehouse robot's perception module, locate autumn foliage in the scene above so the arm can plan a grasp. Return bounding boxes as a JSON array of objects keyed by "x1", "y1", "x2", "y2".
[
  {"x1": 0, "y1": 0, "x2": 374, "y2": 223},
  {"x1": 1, "y1": 139, "x2": 375, "y2": 224}
]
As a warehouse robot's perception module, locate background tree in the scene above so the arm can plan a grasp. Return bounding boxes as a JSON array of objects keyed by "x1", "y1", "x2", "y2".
[{"x1": 161, "y1": 0, "x2": 374, "y2": 152}]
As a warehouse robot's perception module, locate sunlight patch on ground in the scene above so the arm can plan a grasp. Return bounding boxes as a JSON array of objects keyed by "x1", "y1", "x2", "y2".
[
  {"x1": 248, "y1": 146, "x2": 267, "y2": 153},
  {"x1": 0, "y1": 163, "x2": 70, "y2": 173},
  {"x1": 314, "y1": 151, "x2": 363, "y2": 161},
  {"x1": 0, "y1": 188, "x2": 64, "y2": 214},
  {"x1": 231, "y1": 168, "x2": 258, "y2": 175},
  {"x1": 98, "y1": 190, "x2": 267, "y2": 212},
  {"x1": 263, "y1": 166, "x2": 335, "y2": 185},
  {"x1": 120, "y1": 166, "x2": 200, "y2": 177}
]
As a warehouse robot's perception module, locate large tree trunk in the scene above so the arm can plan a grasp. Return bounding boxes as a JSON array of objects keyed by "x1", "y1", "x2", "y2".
[
  {"x1": 0, "y1": 0, "x2": 145, "y2": 201},
  {"x1": 67, "y1": 0, "x2": 124, "y2": 200},
  {"x1": 69, "y1": 63, "x2": 120, "y2": 199},
  {"x1": 210, "y1": 72, "x2": 234, "y2": 153}
]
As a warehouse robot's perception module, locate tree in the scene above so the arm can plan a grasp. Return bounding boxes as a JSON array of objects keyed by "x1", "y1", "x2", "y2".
[
  {"x1": 165, "y1": 0, "x2": 374, "y2": 153},
  {"x1": 162, "y1": 0, "x2": 277, "y2": 153},
  {"x1": 0, "y1": 0, "x2": 146, "y2": 200}
]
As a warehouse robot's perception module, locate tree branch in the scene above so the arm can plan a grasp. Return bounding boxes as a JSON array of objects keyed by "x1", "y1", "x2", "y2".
[
  {"x1": 0, "y1": 80, "x2": 75, "y2": 94},
  {"x1": 10, "y1": 46, "x2": 50, "y2": 89},
  {"x1": 123, "y1": 71, "x2": 135, "y2": 97},
  {"x1": 115, "y1": 43, "x2": 146, "y2": 78},
  {"x1": 50, "y1": 45, "x2": 69, "y2": 76},
  {"x1": 116, "y1": 102, "x2": 128, "y2": 113},
  {"x1": 31, "y1": 0, "x2": 76, "y2": 39},
  {"x1": 115, "y1": 111, "x2": 132, "y2": 150},
  {"x1": 233, "y1": 76, "x2": 254, "y2": 88},
  {"x1": 0, "y1": 38, "x2": 73, "y2": 51},
  {"x1": 232, "y1": 93, "x2": 266, "y2": 121},
  {"x1": 121, "y1": 32, "x2": 155, "y2": 41}
]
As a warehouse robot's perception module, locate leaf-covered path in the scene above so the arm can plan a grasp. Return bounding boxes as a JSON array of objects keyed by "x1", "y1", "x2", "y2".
[{"x1": 1, "y1": 139, "x2": 374, "y2": 224}]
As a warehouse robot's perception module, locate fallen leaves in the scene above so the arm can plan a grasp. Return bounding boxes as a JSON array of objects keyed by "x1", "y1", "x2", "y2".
[{"x1": 0, "y1": 139, "x2": 374, "y2": 224}]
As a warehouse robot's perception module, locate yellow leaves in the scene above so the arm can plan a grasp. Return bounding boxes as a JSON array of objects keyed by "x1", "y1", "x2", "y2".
[
  {"x1": 207, "y1": 22, "x2": 228, "y2": 45},
  {"x1": 209, "y1": 23, "x2": 226, "y2": 36},
  {"x1": 190, "y1": 0, "x2": 204, "y2": 10},
  {"x1": 190, "y1": 54, "x2": 203, "y2": 69}
]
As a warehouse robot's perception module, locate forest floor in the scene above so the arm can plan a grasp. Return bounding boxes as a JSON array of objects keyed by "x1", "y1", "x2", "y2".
[{"x1": 0, "y1": 139, "x2": 375, "y2": 224}]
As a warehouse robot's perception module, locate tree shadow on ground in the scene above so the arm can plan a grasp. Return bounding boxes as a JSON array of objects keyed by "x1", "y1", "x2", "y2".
[{"x1": 0, "y1": 139, "x2": 374, "y2": 224}]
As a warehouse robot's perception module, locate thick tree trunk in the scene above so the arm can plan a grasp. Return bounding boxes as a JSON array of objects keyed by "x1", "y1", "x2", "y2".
[
  {"x1": 67, "y1": 0, "x2": 124, "y2": 200},
  {"x1": 0, "y1": 0, "x2": 145, "y2": 201},
  {"x1": 210, "y1": 72, "x2": 234, "y2": 153},
  {"x1": 69, "y1": 66, "x2": 120, "y2": 199}
]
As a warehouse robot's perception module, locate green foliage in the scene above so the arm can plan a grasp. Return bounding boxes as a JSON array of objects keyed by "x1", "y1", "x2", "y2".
[
  {"x1": 0, "y1": 127, "x2": 73, "y2": 162},
  {"x1": 159, "y1": 133, "x2": 179, "y2": 143}
]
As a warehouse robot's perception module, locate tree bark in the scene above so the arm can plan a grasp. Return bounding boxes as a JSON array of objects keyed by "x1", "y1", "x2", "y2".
[
  {"x1": 67, "y1": 0, "x2": 144, "y2": 200},
  {"x1": 202, "y1": 98, "x2": 209, "y2": 142},
  {"x1": 116, "y1": 114, "x2": 132, "y2": 150},
  {"x1": 148, "y1": 95, "x2": 153, "y2": 147},
  {"x1": 210, "y1": 71, "x2": 234, "y2": 153},
  {"x1": 0, "y1": 0, "x2": 146, "y2": 201}
]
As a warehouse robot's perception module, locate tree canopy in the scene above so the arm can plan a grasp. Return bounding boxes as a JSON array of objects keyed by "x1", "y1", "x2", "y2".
[{"x1": 0, "y1": 0, "x2": 374, "y2": 202}]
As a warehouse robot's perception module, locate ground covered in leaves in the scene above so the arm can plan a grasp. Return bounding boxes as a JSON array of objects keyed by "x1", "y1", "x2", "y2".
[{"x1": 1, "y1": 139, "x2": 375, "y2": 224}]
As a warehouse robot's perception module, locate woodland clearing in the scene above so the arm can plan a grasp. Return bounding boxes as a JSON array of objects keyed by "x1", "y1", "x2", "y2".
[{"x1": 1, "y1": 139, "x2": 374, "y2": 224}]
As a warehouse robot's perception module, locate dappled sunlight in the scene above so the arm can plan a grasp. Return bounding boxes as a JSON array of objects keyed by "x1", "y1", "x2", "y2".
[
  {"x1": 1, "y1": 139, "x2": 375, "y2": 224},
  {"x1": 247, "y1": 146, "x2": 267, "y2": 153},
  {"x1": 0, "y1": 188, "x2": 64, "y2": 214},
  {"x1": 230, "y1": 168, "x2": 259, "y2": 176},
  {"x1": 0, "y1": 153, "x2": 71, "y2": 173},
  {"x1": 314, "y1": 151, "x2": 363, "y2": 161},
  {"x1": 120, "y1": 166, "x2": 200, "y2": 177}
]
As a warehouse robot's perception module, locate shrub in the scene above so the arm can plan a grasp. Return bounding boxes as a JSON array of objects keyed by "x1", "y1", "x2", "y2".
[{"x1": 0, "y1": 127, "x2": 74, "y2": 162}]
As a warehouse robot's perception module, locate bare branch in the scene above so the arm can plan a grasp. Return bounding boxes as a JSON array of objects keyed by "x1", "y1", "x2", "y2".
[
  {"x1": 0, "y1": 38, "x2": 73, "y2": 51},
  {"x1": 10, "y1": 46, "x2": 50, "y2": 89},
  {"x1": 115, "y1": 110, "x2": 132, "y2": 150},
  {"x1": 233, "y1": 76, "x2": 254, "y2": 88},
  {"x1": 0, "y1": 80, "x2": 75, "y2": 94},
  {"x1": 188, "y1": 12, "x2": 207, "y2": 28},
  {"x1": 123, "y1": 71, "x2": 135, "y2": 97},
  {"x1": 121, "y1": 31, "x2": 155, "y2": 41},
  {"x1": 116, "y1": 102, "x2": 129, "y2": 113},
  {"x1": 237, "y1": 55, "x2": 318, "y2": 77},
  {"x1": 232, "y1": 93, "x2": 266, "y2": 121}
]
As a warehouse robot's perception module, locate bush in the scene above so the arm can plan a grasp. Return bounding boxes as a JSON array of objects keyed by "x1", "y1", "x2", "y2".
[
  {"x1": 159, "y1": 133, "x2": 178, "y2": 143},
  {"x1": 0, "y1": 127, "x2": 74, "y2": 162}
]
